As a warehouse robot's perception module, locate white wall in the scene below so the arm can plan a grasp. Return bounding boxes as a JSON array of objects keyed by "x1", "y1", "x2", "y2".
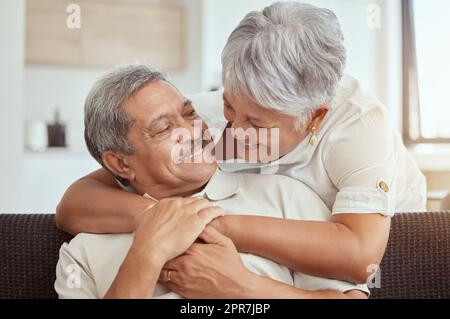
[
  {"x1": 0, "y1": 0, "x2": 25, "y2": 211},
  {"x1": 7, "y1": 0, "x2": 404, "y2": 212}
]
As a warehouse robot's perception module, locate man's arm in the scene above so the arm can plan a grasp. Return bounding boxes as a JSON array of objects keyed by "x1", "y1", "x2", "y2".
[
  {"x1": 103, "y1": 242, "x2": 165, "y2": 298},
  {"x1": 56, "y1": 168, "x2": 152, "y2": 235},
  {"x1": 215, "y1": 213, "x2": 390, "y2": 284},
  {"x1": 56, "y1": 198, "x2": 224, "y2": 299},
  {"x1": 55, "y1": 239, "x2": 165, "y2": 299}
]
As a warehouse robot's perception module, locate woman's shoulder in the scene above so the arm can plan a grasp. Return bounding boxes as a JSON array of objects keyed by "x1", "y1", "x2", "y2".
[
  {"x1": 323, "y1": 75, "x2": 391, "y2": 145},
  {"x1": 332, "y1": 74, "x2": 388, "y2": 119}
]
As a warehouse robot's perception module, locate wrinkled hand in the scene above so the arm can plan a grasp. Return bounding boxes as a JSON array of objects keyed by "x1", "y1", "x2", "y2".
[
  {"x1": 159, "y1": 226, "x2": 257, "y2": 299},
  {"x1": 133, "y1": 198, "x2": 224, "y2": 263}
]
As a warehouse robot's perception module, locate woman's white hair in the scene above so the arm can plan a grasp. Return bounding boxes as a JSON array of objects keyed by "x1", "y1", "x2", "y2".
[{"x1": 222, "y1": 1, "x2": 346, "y2": 120}]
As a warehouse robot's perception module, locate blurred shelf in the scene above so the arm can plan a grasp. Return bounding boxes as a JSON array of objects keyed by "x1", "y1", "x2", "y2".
[{"x1": 23, "y1": 147, "x2": 92, "y2": 158}]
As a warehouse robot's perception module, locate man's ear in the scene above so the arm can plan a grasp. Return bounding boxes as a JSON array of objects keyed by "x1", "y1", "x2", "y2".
[
  {"x1": 310, "y1": 106, "x2": 329, "y2": 131},
  {"x1": 102, "y1": 151, "x2": 136, "y2": 182}
]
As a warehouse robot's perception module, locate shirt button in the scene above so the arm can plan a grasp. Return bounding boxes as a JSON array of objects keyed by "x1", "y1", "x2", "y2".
[{"x1": 378, "y1": 180, "x2": 390, "y2": 193}]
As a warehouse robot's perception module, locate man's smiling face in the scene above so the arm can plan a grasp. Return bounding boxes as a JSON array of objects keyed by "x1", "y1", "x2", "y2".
[{"x1": 119, "y1": 80, "x2": 217, "y2": 198}]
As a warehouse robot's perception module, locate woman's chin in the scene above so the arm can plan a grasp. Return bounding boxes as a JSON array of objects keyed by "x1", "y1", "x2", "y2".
[{"x1": 236, "y1": 147, "x2": 260, "y2": 163}]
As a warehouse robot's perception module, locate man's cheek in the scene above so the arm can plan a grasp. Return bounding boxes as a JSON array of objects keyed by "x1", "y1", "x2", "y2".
[{"x1": 168, "y1": 141, "x2": 184, "y2": 164}]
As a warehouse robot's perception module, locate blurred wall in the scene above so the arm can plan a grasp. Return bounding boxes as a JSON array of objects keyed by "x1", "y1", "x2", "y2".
[
  {"x1": 0, "y1": 0, "x2": 25, "y2": 211},
  {"x1": 25, "y1": 0, "x2": 203, "y2": 153},
  {"x1": 0, "y1": 0, "x2": 406, "y2": 211},
  {"x1": 24, "y1": 0, "x2": 403, "y2": 152}
]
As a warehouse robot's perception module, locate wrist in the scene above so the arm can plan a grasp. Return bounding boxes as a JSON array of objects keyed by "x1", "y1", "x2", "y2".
[
  {"x1": 133, "y1": 200, "x2": 156, "y2": 228},
  {"x1": 130, "y1": 238, "x2": 167, "y2": 267},
  {"x1": 105, "y1": 242, "x2": 165, "y2": 299},
  {"x1": 233, "y1": 271, "x2": 266, "y2": 299}
]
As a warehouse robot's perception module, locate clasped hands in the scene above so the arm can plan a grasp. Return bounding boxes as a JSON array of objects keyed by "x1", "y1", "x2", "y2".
[{"x1": 133, "y1": 197, "x2": 257, "y2": 299}]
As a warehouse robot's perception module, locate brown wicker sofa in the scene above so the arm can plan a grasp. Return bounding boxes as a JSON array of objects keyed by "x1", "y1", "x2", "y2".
[{"x1": 1, "y1": 212, "x2": 450, "y2": 299}]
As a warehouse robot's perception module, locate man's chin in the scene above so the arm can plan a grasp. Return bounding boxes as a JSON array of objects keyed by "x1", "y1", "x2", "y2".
[
  {"x1": 174, "y1": 162, "x2": 218, "y2": 186},
  {"x1": 177, "y1": 160, "x2": 217, "y2": 170}
]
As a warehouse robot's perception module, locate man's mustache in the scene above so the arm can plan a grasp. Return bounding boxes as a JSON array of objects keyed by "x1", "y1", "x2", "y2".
[{"x1": 173, "y1": 136, "x2": 210, "y2": 163}]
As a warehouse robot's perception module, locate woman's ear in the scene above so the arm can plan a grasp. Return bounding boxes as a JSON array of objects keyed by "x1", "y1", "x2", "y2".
[
  {"x1": 311, "y1": 106, "x2": 329, "y2": 130},
  {"x1": 102, "y1": 151, "x2": 135, "y2": 181}
]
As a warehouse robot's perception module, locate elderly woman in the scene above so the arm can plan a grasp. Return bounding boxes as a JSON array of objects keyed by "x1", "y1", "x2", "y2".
[{"x1": 57, "y1": 2, "x2": 426, "y2": 297}]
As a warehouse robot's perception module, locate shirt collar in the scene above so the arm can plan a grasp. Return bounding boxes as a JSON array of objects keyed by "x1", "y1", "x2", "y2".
[{"x1": 200, "y1": 168, "x2": 241, "y2": 201}]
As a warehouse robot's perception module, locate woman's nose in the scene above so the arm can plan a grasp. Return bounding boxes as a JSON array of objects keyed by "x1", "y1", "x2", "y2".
[{"x1": 231, "y1": 121, "x2": 258, "y2": 144}]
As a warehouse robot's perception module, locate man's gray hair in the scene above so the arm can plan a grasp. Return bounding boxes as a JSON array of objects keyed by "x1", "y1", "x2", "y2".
[
  {"x1": 84, "y1": 64, "x2": 167, "y2": 166},
  {"x1": 222, "y1": 1, "x2": 346, "y2": 121}
]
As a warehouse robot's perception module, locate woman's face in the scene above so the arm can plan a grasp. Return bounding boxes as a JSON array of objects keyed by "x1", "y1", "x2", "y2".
[{"x1": 223, "y1": 91, "x2": 310, "y2": 163}]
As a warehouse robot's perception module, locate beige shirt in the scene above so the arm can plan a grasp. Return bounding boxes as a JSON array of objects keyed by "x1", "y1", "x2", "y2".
[
  {"x1": 190, "y1": 75, "x2": 427, "y2": 216},
  {"x1": 55, "y1": 169, "x2": 368, "y2": 298}
]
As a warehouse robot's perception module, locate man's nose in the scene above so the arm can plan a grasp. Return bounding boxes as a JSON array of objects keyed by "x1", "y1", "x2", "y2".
[{"x1": 178, "y1": 120, "x2": 202, "y2": 144}]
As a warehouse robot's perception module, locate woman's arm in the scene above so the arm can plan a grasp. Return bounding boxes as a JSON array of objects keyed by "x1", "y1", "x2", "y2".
[
  {"x1": 56, "y1": 168, "x2": 153, "y2": 235},
  {"x1": 213, "y1": 213, "x2": 390, "y2": 284},
  {"x1": 161, "y1": 226, "x2": 367, "y2": 299}
]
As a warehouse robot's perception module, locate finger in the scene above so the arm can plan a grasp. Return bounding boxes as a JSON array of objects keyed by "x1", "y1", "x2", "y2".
[
  {"x1": 159, "y1": 268, "x2": 181, "y2": 284},
  {"x1": 163, "y1": 255, "x2": 187, "y2": 270},
  {"x1": 199, "y1": 225, "x2": 232, "y2": 247},
  {"x1": 166, "y1": 196, "x2": 198, "y2": 206},
  {"x1": 159, "y1": 268, "x2": 172, "y2": 282},
  {"x1": 185, "y1": 243, "x2": 204, "y2": 255},
  {"x1": 197, "y1": 206, "x2": 225, "y2": 224},
  {"x1": 179, "y1": 197, "x2": 199, "y2": 205},
  {"x1": 188, "y1": 198, "x2": 213, "y2": 212}
]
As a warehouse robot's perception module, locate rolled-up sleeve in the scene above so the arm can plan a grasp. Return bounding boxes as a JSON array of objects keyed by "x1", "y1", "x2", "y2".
[{"x1": 323, "y1": 106, "x2": 396, "y2": 217}]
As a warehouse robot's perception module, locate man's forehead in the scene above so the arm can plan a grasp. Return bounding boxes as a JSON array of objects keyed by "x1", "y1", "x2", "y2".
[{"x1": 122, "y1": 81, "x2": 184, "y2": 119}]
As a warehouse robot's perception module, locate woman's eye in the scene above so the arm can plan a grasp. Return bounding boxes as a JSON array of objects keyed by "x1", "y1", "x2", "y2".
[{"x1": 224, "y1": 104, "x2": 235, "y2": 113}]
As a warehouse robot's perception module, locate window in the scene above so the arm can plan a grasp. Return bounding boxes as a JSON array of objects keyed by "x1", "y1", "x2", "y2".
[{"x1": 403, "y1": 0, "x2": 450, "y2": 144}]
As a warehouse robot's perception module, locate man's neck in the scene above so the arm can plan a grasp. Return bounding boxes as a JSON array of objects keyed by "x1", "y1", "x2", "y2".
[{"x1": 135, "y1": 174, "x2": 214, "y2": 200}]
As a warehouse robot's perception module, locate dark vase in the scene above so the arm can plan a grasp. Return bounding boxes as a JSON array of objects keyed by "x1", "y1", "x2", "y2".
[{"x1": 47, "y1": 109, "x2": 67, "y2": 148}]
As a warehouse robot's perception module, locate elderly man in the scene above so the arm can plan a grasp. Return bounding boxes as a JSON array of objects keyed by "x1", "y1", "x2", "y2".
[{"x1": 55, "y1": 65, "x2": 368, "y2": 299}]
